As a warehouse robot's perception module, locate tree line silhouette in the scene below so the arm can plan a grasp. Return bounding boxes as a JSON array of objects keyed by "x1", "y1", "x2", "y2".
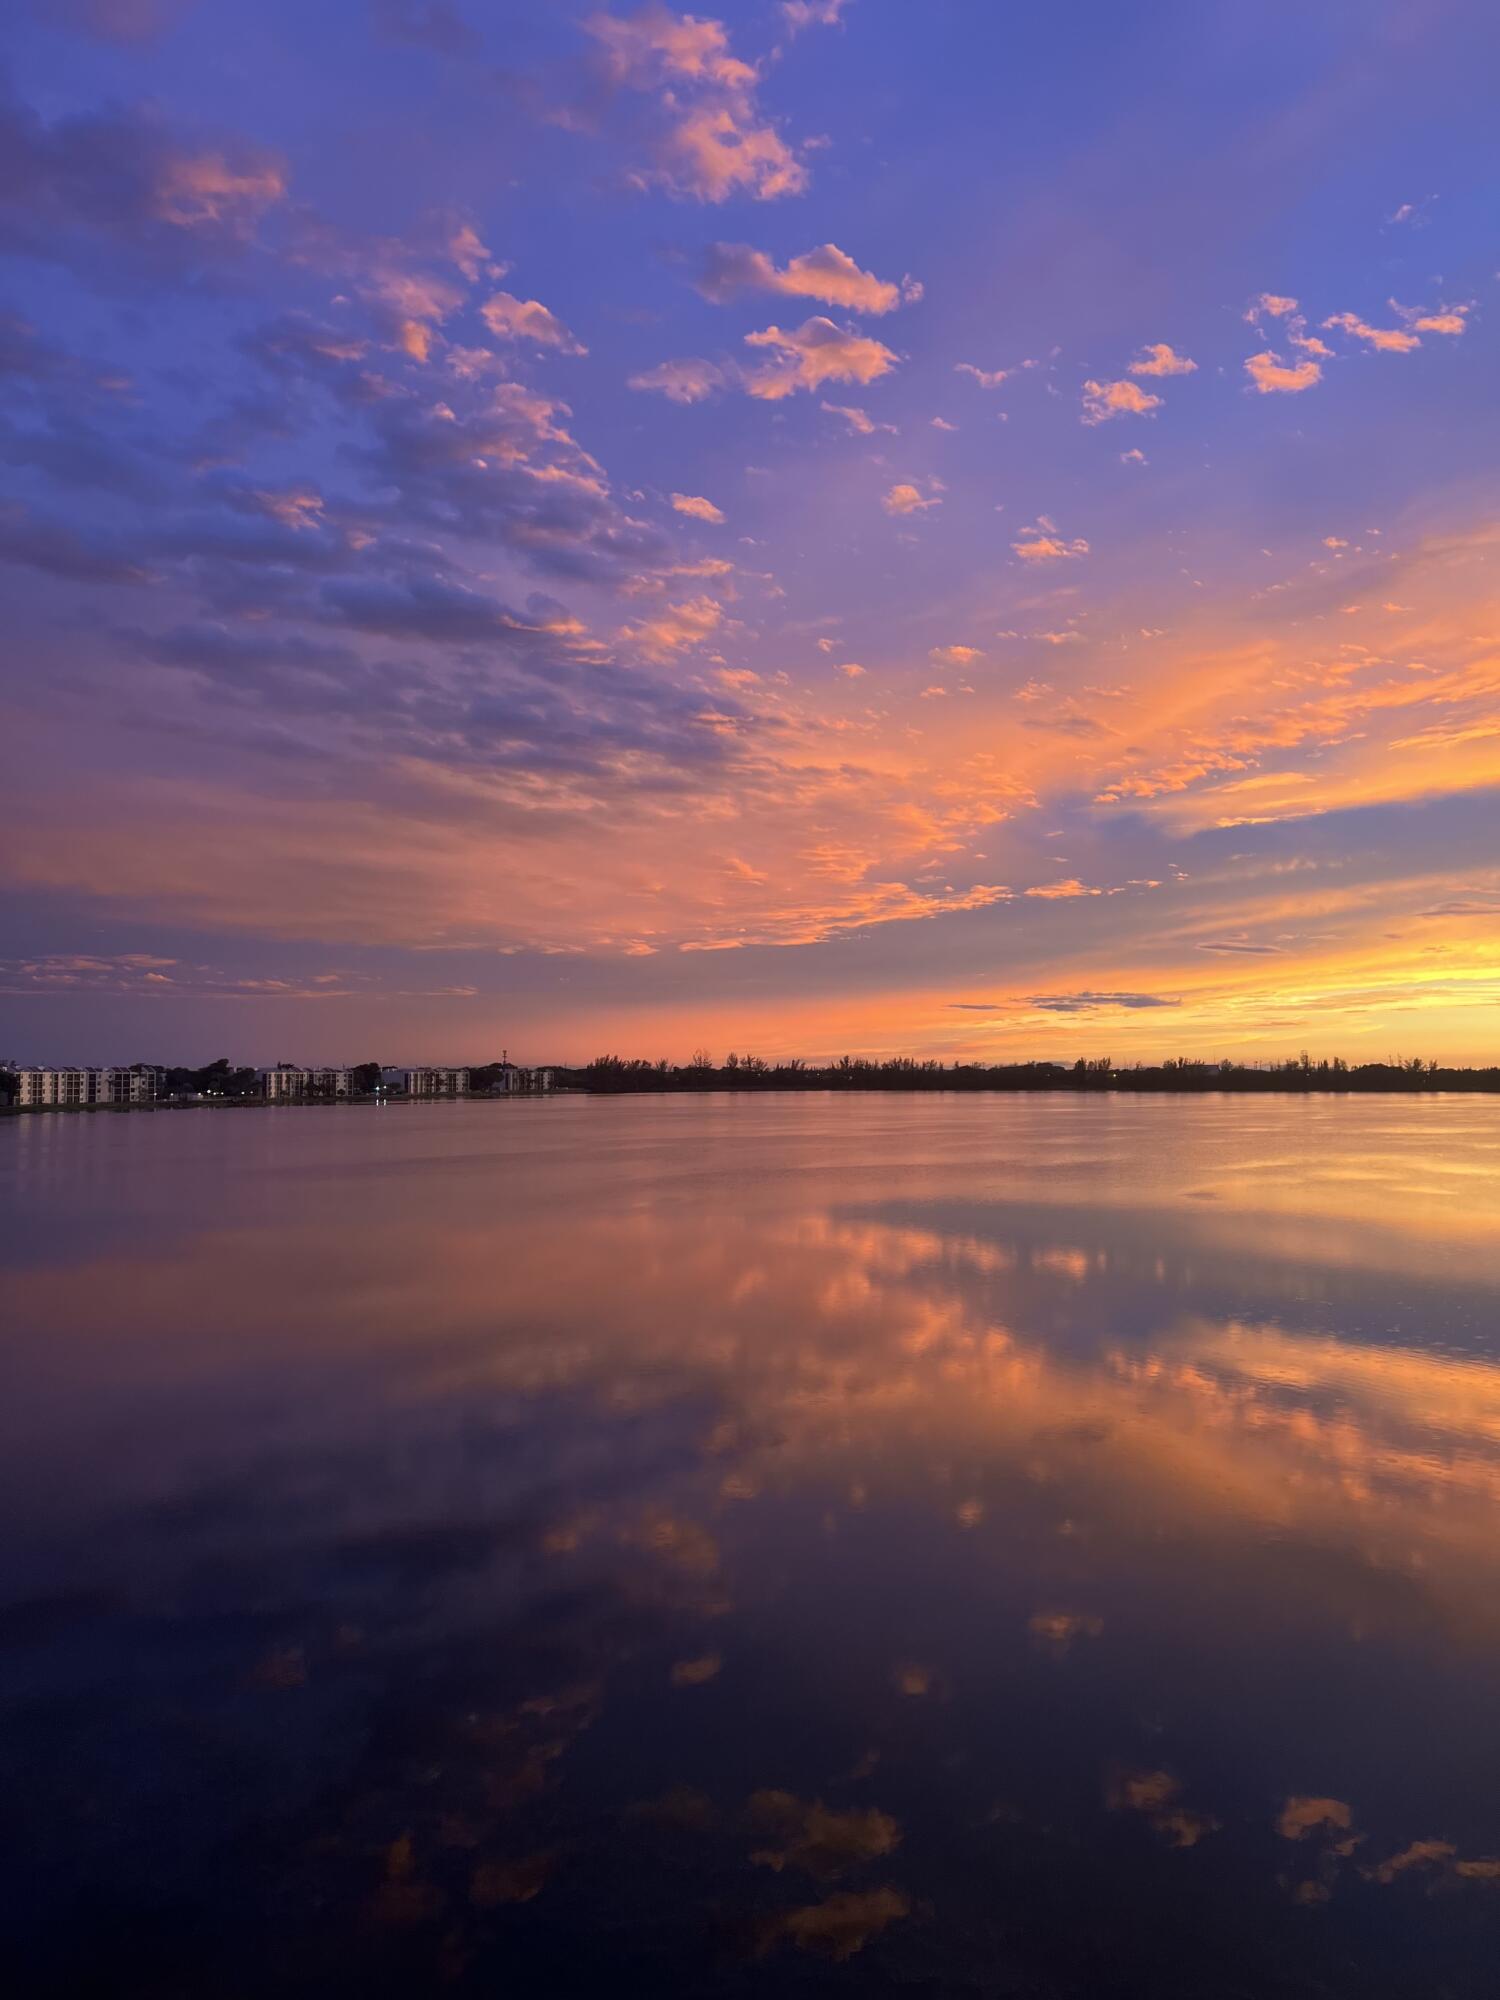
[{"x1": 570, "y1": 1052, "x2": 1500, "y2": 1095}]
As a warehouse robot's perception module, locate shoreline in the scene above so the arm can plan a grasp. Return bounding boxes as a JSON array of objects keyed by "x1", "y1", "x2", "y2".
[{"x1": 5, "y1": 1076, "x2": 1499, "y2": 1118}]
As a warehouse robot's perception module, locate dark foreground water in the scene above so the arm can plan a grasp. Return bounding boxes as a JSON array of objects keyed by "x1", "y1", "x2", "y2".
[{"x1": 4, "y1": 1094, "x2": 1500, "y2": 1997}]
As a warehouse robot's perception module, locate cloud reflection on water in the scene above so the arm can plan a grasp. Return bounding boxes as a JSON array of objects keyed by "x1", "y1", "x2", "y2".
[{"x1": 3, "y1": 1098, "x2": 1500, "y2": 1990}]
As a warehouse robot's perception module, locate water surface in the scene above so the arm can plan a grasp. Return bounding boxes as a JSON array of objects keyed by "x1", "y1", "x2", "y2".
[{"x1": 4, "y1": 1093, "x2": 1500, "y2": 1996}]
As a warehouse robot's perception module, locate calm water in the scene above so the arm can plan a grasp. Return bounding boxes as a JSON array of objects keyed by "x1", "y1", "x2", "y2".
[{"x1": 4, "y1": 1094, "x2": 1500, "y2": 1997}]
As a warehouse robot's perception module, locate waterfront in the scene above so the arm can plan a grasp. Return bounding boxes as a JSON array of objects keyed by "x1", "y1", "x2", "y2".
[{"x1": 4, "y1": 1095, "x2": 1500, "y2": 1996}]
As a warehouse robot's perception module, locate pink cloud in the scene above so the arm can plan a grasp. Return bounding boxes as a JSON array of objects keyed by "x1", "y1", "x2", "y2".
[
  {"x1": 1013, "y1": 519, "x2": 1088, "y2": 562},
  {"x1": 671, "y1": 491, "x2": 725, "y2": 522},
  {"x1": 586, "y1": 6, "x2": 808, "y2": 203},
  {"x1": 780, "y1": 0, "x2": 851, "y2": 31},
  {"x1": 820, "y1": 401, "x2": 894, "y2": 435},
  {"x1": 655, "y1": 103, "x2": 807, "y2": 203},
  {"x1": 1025, "y1": 878, "x2": 1102, "y2": 899},
  {"x1": 743, "y1": 317, "x2": 898, "y2": 399},
  {"x1": 884, "y1": 481, "x2": 940, "y2": 515},
  {"x1": 154, "y1": 150, "x2": 286, "y2": 230},
  {"x1": 1130, "y1": 342, "x2": 1196, "y2": 377},
  {"x1": 697, "y1": 241, "x2": 916, "y2": 314},
  {"x1": 1244, "y1": 350, "x2": 1322, "y2": 394},
  {"x1": 1403, "y1": 302, "x2": 1472, "y2": 336},
  {"x1": 445, "y1": 222, "x2": 494, "y2": 281},
  {"x1": 628, "y1": 356, "x2": 728, "y2": 402},
  {"x1": 480, "y1": 291, "x2": 587, "y2": 354},
  {"x1": 251, "y1": 486, "x2": 324, "y2": 531},
  {"x1": 585, "y1": 5, "x2": 756, "y2": 88},
  {"x1": 1244, "y1": 293, "x2": 1298, "y2": 323},
  {"x1": 1081, "y1": 377, "x2": 1162, "y2": 423},
  {"x1": 1322, "y1": 311, "x2": 1420, "y2": 353},
  {"x1": 955, "y1": 361, "x2": 1009, "y2": 388},
  {"x1": 617, "y1": 593, "x2": 724, "y2": 659}
]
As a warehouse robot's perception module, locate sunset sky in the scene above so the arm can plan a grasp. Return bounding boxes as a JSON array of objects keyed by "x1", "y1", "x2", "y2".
[{"x1": 3, "y1": 0, "x2": 1498, "y2": 1065}]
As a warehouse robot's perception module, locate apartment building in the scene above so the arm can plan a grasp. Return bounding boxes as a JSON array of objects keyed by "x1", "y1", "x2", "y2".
[
  {"x1": 492, "y1": 1065, "x2": 554, "y2": 1094},
  {"x1": 402, "y1": 1067, "x2": 470, "y2": 1096},
  {"x1": 13, "y1": 1067, "x2": 157, "y2": 1108},
  {"x1": 260, "y1": 1066, "x2": 351, "y2": 1100},
  {"x1": 400, "y1": 1072, "x2": 470, "y2": 1104}
]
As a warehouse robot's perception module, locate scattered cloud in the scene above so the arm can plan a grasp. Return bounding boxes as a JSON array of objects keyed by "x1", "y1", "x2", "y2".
[
  {"x1": 1130, "y1": 342, "x2": 1196, "y2": 377},
  {"x1": 628, "y1": 355, "x2": 727, "y2": 402},
  {"x1": 1278, "y1": 1797, "x2": 1354, "y2": 1842},
  {"x1": 743, "y1": 317, "x2": 898, "y2": 398},
  {"x1": 584, "y1": 4, "x2": 808, "y2": 204},
  {"x1": 884, "y1": 481, "x2": 940, "y2": 516},
  {"x1": 1107, "y1": 1769, "x2": 1219, "y2": 1849},
  {"x1": 0, "y1": 79, "x2": 287, "y2": 280},
  {"x1": 1244, "y1": 293, "x2": 1298, "y2": 323},
  {"x1": 1025, "y1": 878, "x2": 1102, "y2": 899},
  {"x1": 1322, "y1": 310, "x2": 1420, "y2": 354},
  {"x1": 930, "y1": 643, "x2": 981, "y2": 666},
  {"x1": 779, "y1": 0, "x2": 852, "y2": 32},
  {"x1": 696, "y1": 241, "x2": 917, "y2": 314},
  {"x1": 1028, "y1": 990, "x2": 1177, "y2": 1012},
  {"x1": 1013, "y1": 518, "x2": 1089, "y2": 562},
  {"x1": 1403, "y1": 301, "x2": 1471, "y2": 336},
  {"x1": 1244, "y1": 350, "x2": 1322, "y2": 394},
  {"x1": 616, "y1": 592, "x2": 724, "y2": 658},
  {"x1": 479, "y1": 291, "x2": 587, "y2": 353},
  {"x1": 747, "y1": 1789, "x2": 900, "y2": 1878},
  {"x1": 819, "y1": 401, "x2": 894, "y2": 435},
  {"x1": 671, "y1": 491, "x2": 724, "y2": 523},
  {"x1": 955, "y1": 361, "x2": 1009, "y2": 388},
  {"x1": 1082, "y1": 377, "x2": 1163, "y2": 423}
]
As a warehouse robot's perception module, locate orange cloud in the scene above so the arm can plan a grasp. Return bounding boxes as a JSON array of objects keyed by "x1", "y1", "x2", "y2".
[
  {"x1": 1130, "y1": 342, "x2": 1197, "y2": 377},
  {"x1": 671, "y1": 491, "x2": 725, "y2": 523},
  {"x1": 1082, "y1": 377, "x2": 1163, "y2": 423},
  {"x1": 1025, "y1": 878, "x2": 1102, "y2": 899},
  {"x1": 480, "y1": 291, "x2": 587, "y2": 354},
  {"x1": 955, "y1": 361, "x2": 1009, "y2": 388},
  {"x1": 743, "y1": 317, "x2": 899, "y2": 399},
  {"x1": 1404, "y1": 302, "x2": 1471, "y2": 336},
  {"x1": 697, "y1": 241, "x2": 916, "y2": 314},
  {"x1": 1244, "y1": 350, "x2": 1322, "y2": 393},
  {"x1": 586, "y1": 6, "x2": 807, "y2": 203},
  {"x1": 1013, "y1": 518, "x2": 1089, "y2": 561},
  {"x1": 1244, "y1": 292, "x2": 1298, "y2": 322},
  {"x1": 585, "y1": 5, "x2": 756, "y2": 88},
  {"x1": 1322, "y1": 311, "x2": 1420, "y2": 353},
  {"x1": 656, "y1": 103, "x2": 807, "y2": 203},
  {"x1": 616, "y1": 593, "x2": 724, "y2": 658},
  {"x1": 819, "y1": 401, "x2": 894, "y2": 435},
  {"x1": 154, "y1": 149, "x2": 286, "y2": 229},
  {"x1": 884, "y1": 482, "x2": 940, "y2": 515},
  {"x1": 1278, "y1": 1797, "x2": 1355, "y2": 1841}
]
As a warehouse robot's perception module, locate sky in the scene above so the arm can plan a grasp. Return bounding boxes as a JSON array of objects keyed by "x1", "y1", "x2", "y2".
[{"x1": 2, "y1": 0, "x2": 1498, "y2": 1067}]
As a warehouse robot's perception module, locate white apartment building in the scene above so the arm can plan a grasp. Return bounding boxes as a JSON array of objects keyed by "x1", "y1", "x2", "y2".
[
  {"x1": 260, "y1": 1066, "x2": 351, "y2": 1100},
  {"x1": 13, "y1": 1067, "x2": 157, "y2": 1108},
  {"x1": 403, "y1": 1068, "x2": 470, "y2": 1096},
  {"x1": 493, "y1": 1065, "x2": 554, "y2": 1094}
]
